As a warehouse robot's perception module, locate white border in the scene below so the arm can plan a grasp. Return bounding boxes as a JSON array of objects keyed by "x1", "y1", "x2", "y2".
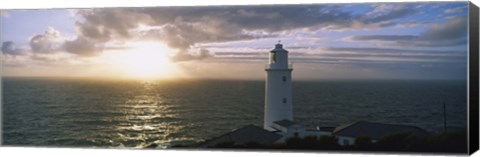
[
  {"x1": 0, "y1": 0, "x2": 471, "y2": 9},
  {"x1": 0, "y1": 0, "x2": 477, "y2": 157}
]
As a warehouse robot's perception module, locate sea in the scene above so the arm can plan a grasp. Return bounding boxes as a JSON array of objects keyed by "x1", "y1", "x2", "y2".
[{"x1": 1, "y1": 77, "x2": 468, "y2": 148}]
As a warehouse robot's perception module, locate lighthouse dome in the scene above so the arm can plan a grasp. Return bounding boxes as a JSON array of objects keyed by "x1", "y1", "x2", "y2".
[{"x1": 270, "y1": 43, "x2": 288, "y2": 53}]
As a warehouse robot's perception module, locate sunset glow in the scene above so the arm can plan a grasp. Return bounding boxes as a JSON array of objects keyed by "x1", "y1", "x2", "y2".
[
  {"x1": 0, "y1": 2, "x2": 469, "y2": 80},
  {"x1": 102, "y1": 42, "x2": 181, "y2": 80},
  {"x1": 0, "y1": 1, "x2": 472, "y2": 151}
]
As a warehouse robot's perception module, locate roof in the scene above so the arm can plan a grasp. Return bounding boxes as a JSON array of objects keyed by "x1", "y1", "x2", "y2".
[
  {"x1": 333, "y1": 121, "x2": 430, "y2": 140},
  {"x1": 273, "y1": 119, "x2": 298, "y2": 128},
  {"x1": 270, "y1": 43, "x2": 288, "y2": 53},
  {"x1": 200, "y1": 125, "x2": 282, "y2": 147},
  {"x1": 319, "y1": 126, "x2": 337, "y2": 132}
]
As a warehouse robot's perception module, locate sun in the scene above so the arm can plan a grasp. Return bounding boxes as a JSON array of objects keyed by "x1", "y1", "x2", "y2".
[{"x1": 103, "y1": 41, "x2": 181, "y2": 80}]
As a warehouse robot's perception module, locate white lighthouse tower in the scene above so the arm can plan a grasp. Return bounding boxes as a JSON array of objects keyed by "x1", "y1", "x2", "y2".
[{"x1": 264, "y1": 42, "x2": 293, "y2": 131}]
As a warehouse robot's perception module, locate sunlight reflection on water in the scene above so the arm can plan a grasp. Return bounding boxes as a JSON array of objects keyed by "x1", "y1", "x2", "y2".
[
  {"x1": 112, "y1": 81, "x2": 190, "y2": 148},
  {"x1": 2, "y1": 79, "x2": 467, "y2": 148}
]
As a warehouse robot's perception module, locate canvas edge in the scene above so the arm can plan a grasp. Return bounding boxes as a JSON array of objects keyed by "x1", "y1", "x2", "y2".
[{"x1": 468, "y1": 1, "x2": 480, "y2": 155}]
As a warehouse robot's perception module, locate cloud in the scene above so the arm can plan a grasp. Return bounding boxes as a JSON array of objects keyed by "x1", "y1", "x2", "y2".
[
  {"x1": 143, "y1": 21, "x2": 255, "y2": 51},
  {"x1": 209, "y1": 46, "x2": 466, "y2": 65},
  {"x1": 4, "y1": 4, "x2": 449, "y2": 62},
  {"x1": 171, "y1": 48, "x2": 213, "y2": 62},
  {"x1": 72, "y1": 4, "x2": 418, "y2": 54},
  {"x1": 63, "y1": 36, "x2": 104, "y2": 57},
  {"x1": 323, "y1": 47, "x2": 463, "y2": 54},
  {"x1": 60, "y1": 4, "x2": 425, "y2": 62},
  {"x1": 214, "y1": 52, "x2": 265, "y2": 56},
  {"x1": 444, "y1": 5, "x2": 467, "y2": 14},
  {"x1": 75, "y1": 21, "x2": 112, "y2": 42},
  {"x1": 345, "y1": 15, "x2": 467, "y2": 47},
  {"x1": 420, "y1": 15, "x2": 467, "y2": 40},
  {"x1": 30, "y1": 54, "x2": 59, "y2": 62},
  {"x1": 37, "y1": 8, "x2": 155, "y2": 58},
  {"x1": 6, "y1": 26, "x2": 107, "y2": 58},
  {"x1": 139, "y1": 5, "x2": 354, "y2": 33},
  {"x1": 394, "y1": 21, "x2": 430, "y2": 28},
  {"x1": 76, "y1": 9, "x2": 154, "y2": 40},
  {"x1": 1, "y1": 41, "x2": 25, "y2": 55},
  {"x1": 29, "y1": 27, "x2": 64, "y2": 53},
  {"x1": 395, "y1": 38, "x2": 466, "y2": 47},
  {"x1": 320, "y1": 3, "x2": 419, "y2": 30},
  {"x1": 1, "y1": 55, "x2": 29, "y2": 67},
  {"x1": 346, "y1": 35, "x2": 419, "y2": 42},
  {"x1": 322, "y1": 47, "x2": 466, "y2": 61},
  {"x1": 365, "y1": 4, "x2": 417, "y2": 23}
]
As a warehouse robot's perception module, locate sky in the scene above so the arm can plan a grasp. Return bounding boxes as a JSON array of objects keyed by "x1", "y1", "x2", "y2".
[{"x1": 0, "y1": 2, "x2": 470, "y2": 80}]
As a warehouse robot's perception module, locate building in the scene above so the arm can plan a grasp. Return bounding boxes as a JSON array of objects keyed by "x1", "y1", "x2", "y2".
[
  {"x1": 272, "y1": 119, "x2": 331, "y2": 143},
  {"x1": 199, "y1": 125, "x2": 282, "y2": 148},
  {"x1": 333, "y1": 121, "x2": 430, "y2": 146},
  {"x1": 264, "y1": 42, "x2": 293, "y2": 131},
  {"x1": 263, "y1": 43, "x2": 333, "y2": 142}
]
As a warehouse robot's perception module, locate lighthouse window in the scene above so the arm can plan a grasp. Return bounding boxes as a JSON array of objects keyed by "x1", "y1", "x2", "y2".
[
  {"x1": 282, "y1": 76, "x2": 287, "y2": 82},
  {"x1": 283, "y1": 98, "x2": 287, "y2": 103},
  {"x1": 271, "y1": 53, "x2": 276, "y2": 63}
]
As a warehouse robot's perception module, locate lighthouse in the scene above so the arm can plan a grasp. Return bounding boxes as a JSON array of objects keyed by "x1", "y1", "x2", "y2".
[{"x1": 264, "y1": 42, "x2": 293, "y2": 131}]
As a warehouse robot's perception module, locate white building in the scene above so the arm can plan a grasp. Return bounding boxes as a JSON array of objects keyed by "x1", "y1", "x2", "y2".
[
  {"x1": 264, "y1": 42, "x2": 293, "y2": 131},
  {"x1": 264, "y1": 43, "x2": 331, "y2": 142},
  {"x1": 272, "y1": 119, "x2": 331, "y2": 143}
]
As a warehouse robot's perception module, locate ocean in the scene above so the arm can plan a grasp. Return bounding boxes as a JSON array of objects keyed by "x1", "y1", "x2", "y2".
[{"x1": 1, "y1": 78, "x2": 467, "y2": 148}]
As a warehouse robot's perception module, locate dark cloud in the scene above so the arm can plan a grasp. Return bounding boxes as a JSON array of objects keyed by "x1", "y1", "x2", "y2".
[
  {"x1": 70, "y1": 4, "x2": 419, "y2": 58},
  {"x1": 45, "y1": 9, "x2": 155, "y2": 57},
  {"x1": 5, "y1": 4, "x2": 432, "y2": 60},
  {"x1": 63, "y1": 36, "x2": 104, "y2": 57},
  {"x1": 345, "y1": 15, "x2": 467, "y2": 47},
  {"x1": 144, "y1": 22, "x2": 255, "y2": 51},
  {"x1": 420, "y1": 15, "x2": 467, "y2": 40},
  {"x1": 139, "y1": 5, "x2": 354, "y2": 33},
  {"x1": 1, "y1": 41, "x2": 25, "y2": 55},
  {"x1": 67, "y1": 4, "x2": 421, "y2": 62},
  {"x1": 76, "y1": 9, "x2": 154, "y2": 40},
  {"x1": 75, "y1": 21, "x2": 112, "y2": 42}
]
